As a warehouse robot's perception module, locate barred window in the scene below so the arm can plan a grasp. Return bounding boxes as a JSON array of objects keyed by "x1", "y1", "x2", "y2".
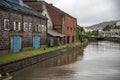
[
  {"x1": 35, "y1": 24, "x2": 38, "y2": 32},
  {"x1": 38, "y1": 24, "x2": 42, "y2": 32},
  {"x1": 29, "y1": 23, "x2": 32, "y2": 32},
  {"x1": 24, "y1": 22, "x2": 28, "y2": 32},
  {"x1": 4, "y1": 19, "x2": 9, "y2": 30},
  {"x1": 14, "y1": 22, "x2": 21, "y2": 31},
  {"x1": 41, "y1": 25, "x2": 44, "y2": 32}
]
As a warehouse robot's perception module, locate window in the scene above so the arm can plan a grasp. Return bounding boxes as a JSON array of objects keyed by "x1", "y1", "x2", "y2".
[
  {"x1": 14, "y1": 22, "x2": 21, "y2": 31},
  {"x1": 38, "y1": 24, "x2": 42, "y2": 32},
  {"x1": 24, "y1": 22, "x2": 28, "y2": 32},
  {"x1": 4, "y1": 19, "x2": 9, "y2": 30},
  {"x1": 44, "y1": 25, "x2": 46, "y2": 31},
  {"x1": 67, "y1": 27, "x2": 69, "y2": 30},
  {"x1": 42, "y1": 25, "x2": 44, "y2": 32},
  {"x1": 29, "y1": 23, "x2": 32, "y2": 32},
  {"x1": 45, "y1": 14, "x2": 46, "y2": 16},
  {"x1": 35, "y1": 24, "x2": 38, "y2": 32}
]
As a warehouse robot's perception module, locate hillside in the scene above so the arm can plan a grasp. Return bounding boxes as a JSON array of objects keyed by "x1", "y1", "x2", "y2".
[{"x1": 87, "y1": 20, "x2": 120, "y2": 30}]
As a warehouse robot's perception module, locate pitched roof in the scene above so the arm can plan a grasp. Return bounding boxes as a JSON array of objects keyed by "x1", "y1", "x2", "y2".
[
  {"x1": 0, "y1": 0, "x2": 47, "y2": 20},
  {"x1": 44, "y1": 2, "x2": 76, "y2": 20},
  {"x1": 48, "y1": 29, "x2": 66, "y2": 37},
  {"x1": 45, "y1": 3, "x2": 63, "y2": 26},
  {"x1": 44, "y1": 2, "x2": 77, "y2": 26}
]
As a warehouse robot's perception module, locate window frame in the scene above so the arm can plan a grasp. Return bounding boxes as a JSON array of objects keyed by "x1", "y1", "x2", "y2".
[
  {"x1": 38, "y1": 24, "x2": 42, "y2": 32},
  {"x1": 24, "y1": 22, "x2": 28, "y2": 32},
  {"x1": 14, "y1": 21, "x2": 21, "y2": 31},
  {"x1": 29, "y1": 23, "x2": 32, "y2": 32},
  {"x1": 4, "y1": 19, "x2": 10, "y2": 30}
]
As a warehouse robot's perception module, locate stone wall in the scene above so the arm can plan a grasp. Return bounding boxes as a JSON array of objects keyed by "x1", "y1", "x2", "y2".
[
  {"x1": 0, "y1": 8, "x2": 47, "y2": 55},
  {"x1": 0, "y1": 44, "x2": 86, "y2": 75}
]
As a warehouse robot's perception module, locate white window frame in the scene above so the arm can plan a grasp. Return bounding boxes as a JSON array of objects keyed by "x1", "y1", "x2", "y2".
[
  {"x1": 38, "y1": 24, "x2": 42, "y2": 32},
  {"x1": 14, "y1": 22, "x2": 21, "y2": 31},
  {"x1": 4, "y1": 19, "x2": 9, "y2": 30},
  {"x1": 29, "y1": 23, "x2": 32, "y2": 32},
  {"x1": 24, "y1": 22, "x2": 28, "y2": 32},
  {"x1": 18, "y1": 22, "x2": 21, "y2": 31},
  {"x1": 44, "y1": 25, "x2": 46, "y2": 31},
  {"x1": 35, "y1": 24, "x2": 38, "y2": 32},
  {"x1": 41, "y1": 25, "x2": 44, "y2": 32}
]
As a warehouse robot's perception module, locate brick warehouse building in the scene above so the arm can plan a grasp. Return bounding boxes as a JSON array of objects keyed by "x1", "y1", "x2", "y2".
[
  {"x1": 0, "y1": 0, "x2": 47, "y2": 55},
  {"x1": 23, "y1": 0, "x2": 77, "y2": 44}
]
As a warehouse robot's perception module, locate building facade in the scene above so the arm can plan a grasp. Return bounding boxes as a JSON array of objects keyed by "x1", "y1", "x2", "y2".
[
  {"x1": 23, "y1": 0, "x2": 77, "y2": 45},
  {"x1": 0, "y1": 0, "x2": 47, "y2": 55}
]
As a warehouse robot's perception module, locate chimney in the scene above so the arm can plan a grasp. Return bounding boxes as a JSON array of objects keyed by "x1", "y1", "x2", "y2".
[
  {"x1": 37, "y1": 0, "x2": 44, "y2": 1},
  {"x1": 20, "y1": 0, "x2": 23, "y2": 5},
  {"x1": 10, "y1": 0, "x2": 23, "y2": 5}
]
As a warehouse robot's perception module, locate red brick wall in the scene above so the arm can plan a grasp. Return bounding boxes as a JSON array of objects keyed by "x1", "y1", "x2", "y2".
[
  {"x1": 65, "y1": 16, "x2": 76, "y2": 36},
  {"x1": 65, "y1": 15, "x2": 77, "y2": 43}
]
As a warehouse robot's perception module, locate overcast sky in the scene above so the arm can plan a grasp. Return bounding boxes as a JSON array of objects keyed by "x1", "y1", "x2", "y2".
[{"x1": 44, "y1": 0, "x2": 120, "y2": 27}]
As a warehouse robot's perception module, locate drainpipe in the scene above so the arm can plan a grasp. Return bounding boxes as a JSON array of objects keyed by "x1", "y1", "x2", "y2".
[{"x1": 8, "y1": 9, "x2": 11, "y2": 53}]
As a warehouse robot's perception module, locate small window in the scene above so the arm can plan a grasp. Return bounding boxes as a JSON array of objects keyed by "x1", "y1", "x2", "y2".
[
  {"x1": 44, "y1": 25, "x2": 46, "y2": 31},
  {"x1": 14, "y1": 22, "x2": 21, "y2": 31},
  {"x1": 35, "y1": 24, "x2": 38, "y2": 32},
  {"x1": 24, "y1": 22, "x2": 28, "y2": 32},
  {"x1": 71, "y1": 27, "x2": 73, "y2": 31},
  {"x1": 67, "y1": 27, "x2": 69, "y2": 30},
  {"x1": 4, "y1": 19, "x2": 9, "y2": 30},
  {"x1": 42, "y1": 25, "x2": 44, "y2": 32},
  {"x1": 29, "y1": 23, "x2": 32, "y2": 32},
  {"x1": 45, "y1": 14, "x2": 46, "y2": 16},
  {"x1": 38, "y1": 24, "x2": 42, "y2": 32}
]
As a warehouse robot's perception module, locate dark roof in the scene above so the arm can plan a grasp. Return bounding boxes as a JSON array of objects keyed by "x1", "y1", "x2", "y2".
[{"x1": 0, "y1": 0, "x2": 47, "y2": 20}]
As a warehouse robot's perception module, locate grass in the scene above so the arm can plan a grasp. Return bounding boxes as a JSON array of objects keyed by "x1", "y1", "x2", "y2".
[{"x1": 0, "y1": 42, "x2": 81, "y2": 64}]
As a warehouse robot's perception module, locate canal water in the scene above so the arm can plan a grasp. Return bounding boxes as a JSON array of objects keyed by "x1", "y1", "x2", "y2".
[{"x1": 13, "y1": 41, "x2": 120, "y2": 80}]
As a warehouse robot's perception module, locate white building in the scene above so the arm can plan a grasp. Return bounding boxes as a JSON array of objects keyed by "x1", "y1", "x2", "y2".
[
  {"x1": 116, "y1": 21, "x2": 120, "y2": 26},
  {"x1": 101, "y1": 29, "x2": 120, "y2": 37}
]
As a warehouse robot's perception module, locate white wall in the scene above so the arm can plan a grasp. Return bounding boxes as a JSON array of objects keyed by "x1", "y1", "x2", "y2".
[{"x1": 42, "y1": 2, "x2": 53, "y2": 30}]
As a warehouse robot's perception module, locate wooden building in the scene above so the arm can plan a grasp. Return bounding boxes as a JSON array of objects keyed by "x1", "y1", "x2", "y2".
[
  {"x1": 23, "y1": 0, "x2": 77, "y2": 45},
  {"x1": 0, "y1": 0, "x2": 47, "y2": 55}
]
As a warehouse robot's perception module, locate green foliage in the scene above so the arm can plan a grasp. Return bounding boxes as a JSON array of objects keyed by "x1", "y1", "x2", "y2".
[
  {"x1": 91, "y1": 30, "x2": 99, "y2": 36},
  {"x1": 84, "y1": 30, "x2": 99, "y2": 36},
  {"x1": 103, "y1": 25, "x2": 120, "y2": 31},
  {"x1": 103, "y1": 25, "x2": 111, "y2": 31},
  {"x1": 114, "y1": 26, "x2": 120, "y2": 29},
  {"x1": 0, "y1": 42, "x2": 83, "y2": 63},
  {"x1": 76, "y1": 26, "x2": 80, "y2": 42}
]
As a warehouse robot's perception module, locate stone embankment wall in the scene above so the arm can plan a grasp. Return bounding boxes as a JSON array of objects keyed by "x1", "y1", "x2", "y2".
[{"x1": 0, "y1": 44, "x2": 86, "y2": 75}]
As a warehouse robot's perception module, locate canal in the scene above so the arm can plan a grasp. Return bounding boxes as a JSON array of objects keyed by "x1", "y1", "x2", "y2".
[{"x1": 13, "y1": 41, "x2": 120, "y2": 80}]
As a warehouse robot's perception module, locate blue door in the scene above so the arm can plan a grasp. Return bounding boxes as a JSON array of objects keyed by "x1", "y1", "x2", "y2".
[
  {"x1": 13, "y1": 36, "x2": 21, "y2": 53},
  {"x1": 34, "y1": 36, "x2": 40, "y2": 49}
]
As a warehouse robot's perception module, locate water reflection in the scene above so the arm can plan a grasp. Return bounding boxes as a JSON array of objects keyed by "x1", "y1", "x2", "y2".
[
  {"x1": 13, "y1": 41, "x2": 120, "y2": 80},
  {"x1": 37, "y1": 49, "x2": 84, "y2": 68},
  {"x1": 13, "y1": 48, "x2": 84, "y2": 80}
]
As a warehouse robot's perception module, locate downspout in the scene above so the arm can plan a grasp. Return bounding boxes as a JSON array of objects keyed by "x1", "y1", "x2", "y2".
[{"x1": 8, "y1": 9, "x2": 11, "y2": 53}]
